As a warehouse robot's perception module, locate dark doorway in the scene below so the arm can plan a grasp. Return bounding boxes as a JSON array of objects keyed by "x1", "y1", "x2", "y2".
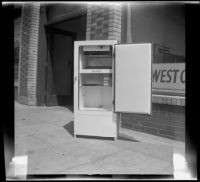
[
  {"x1": 45, "y1": 14, "x2": 86, "y2": 107},
  {"x1": 45, "y1": 27, "x2": 76, "y2": 106}
]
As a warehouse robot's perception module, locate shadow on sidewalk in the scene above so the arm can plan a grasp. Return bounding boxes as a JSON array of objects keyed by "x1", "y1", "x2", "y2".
[
  {"x1": 63, "y1": 121, "x2": 139, "y2": 142},
  {"x1": 59, "y1": 105, "x2": 73, "y2": 112},
  {"x1": 118, "y1": 133, "x2": 139, "y2": 142},
  {"x1": 63, "y1": 121, "x2": 74, "y2": 137}
]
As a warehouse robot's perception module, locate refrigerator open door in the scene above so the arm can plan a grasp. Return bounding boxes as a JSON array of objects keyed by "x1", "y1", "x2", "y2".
[{"x1": 115, "y1": 43, "x2": 152, "y2": 114}]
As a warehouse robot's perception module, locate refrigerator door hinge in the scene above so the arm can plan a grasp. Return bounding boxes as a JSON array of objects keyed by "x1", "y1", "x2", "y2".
[{"x1": 112, "y1": 100, "x2": 115, "y2": 105}]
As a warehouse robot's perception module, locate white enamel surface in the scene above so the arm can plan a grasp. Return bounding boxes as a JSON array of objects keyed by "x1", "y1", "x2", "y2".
[
  {"x1": 115, "y1": 43, "x2": 152, "y2": 114},
  {"x1": 74, "y1": 115, "x2": 117, "y2": 137},
  {"x1": 74, "y1": 40, "x2": 118, "y2": 138}
]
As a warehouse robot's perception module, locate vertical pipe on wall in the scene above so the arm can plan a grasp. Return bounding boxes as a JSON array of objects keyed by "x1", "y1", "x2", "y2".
[{"x1": 126, "y1": 3, "x2": 133, "y2": 43}]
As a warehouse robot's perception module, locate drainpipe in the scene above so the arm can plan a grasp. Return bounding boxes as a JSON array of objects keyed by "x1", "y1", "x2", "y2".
[{"x1": 126, "y1": 3, "x2": 133, "y2": 43}]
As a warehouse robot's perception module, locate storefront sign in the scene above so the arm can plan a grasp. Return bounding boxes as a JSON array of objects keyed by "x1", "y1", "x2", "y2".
[{"x1": 152, "y1": 63, "x2": 185, "y2": 94}]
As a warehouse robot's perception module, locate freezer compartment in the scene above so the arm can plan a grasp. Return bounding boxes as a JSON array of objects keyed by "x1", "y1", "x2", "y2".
[
  {"x1": 79, "y1": 86, "x2": 112, "y2": 111},
  {"x1": 83, "y1": 45, "x2": 111, "y2": 52},
  {"x1": 80, "y1": 73, "x2": 112, "y2": 86},
  {"x1": 79, "y1": 45, "x2": 113, "y2": 70}
]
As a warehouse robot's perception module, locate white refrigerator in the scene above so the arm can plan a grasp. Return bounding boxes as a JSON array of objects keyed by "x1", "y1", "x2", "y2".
[{"x1": 74, "y1": 40, "x2": 152, "y2": 140}]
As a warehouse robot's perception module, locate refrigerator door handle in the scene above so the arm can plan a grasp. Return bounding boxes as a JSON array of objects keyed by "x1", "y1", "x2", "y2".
[{"x1": 74, "y1": 76, "x2": 77, "y2": 85}]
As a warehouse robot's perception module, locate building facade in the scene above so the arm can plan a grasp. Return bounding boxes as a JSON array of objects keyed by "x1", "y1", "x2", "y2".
[{"x1": 14, "y1": 2, "x2": 185, "y2": 141}]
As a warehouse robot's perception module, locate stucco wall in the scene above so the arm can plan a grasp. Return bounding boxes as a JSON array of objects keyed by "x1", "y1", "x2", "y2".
[
  {"x1": 130, "y1": 3, "x2": 185, "y2": 56},
  {"x1": 53, "y1": 14, "x2": 86, "y2": 40},
  {"x1": 121, "y1": 3, "x2": 185, "y2": 141},
  {"x1": 47, "y1": 3, "x2": 87, "y2": 24}
]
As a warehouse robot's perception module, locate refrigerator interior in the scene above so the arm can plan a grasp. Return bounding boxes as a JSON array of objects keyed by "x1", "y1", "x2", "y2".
[
  {"x1": 79, "y1": 86, "x2": 112, "y2": 111},
  {"x1": 78, "y1": 45, "x2": 113, "y2": 111},
  {"x1": 79, "y1": 45, "x2": 112, "y2": 70}
]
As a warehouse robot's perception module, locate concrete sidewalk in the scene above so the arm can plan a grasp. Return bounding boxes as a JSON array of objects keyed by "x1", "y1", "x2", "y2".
[{"x1": 13, "y1": 101, "x2": 184, "y2": 175}]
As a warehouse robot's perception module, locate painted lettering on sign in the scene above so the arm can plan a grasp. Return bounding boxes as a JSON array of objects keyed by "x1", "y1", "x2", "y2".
[{"x1": 152, "y1": 63, "x2": 185, "y2": 94}]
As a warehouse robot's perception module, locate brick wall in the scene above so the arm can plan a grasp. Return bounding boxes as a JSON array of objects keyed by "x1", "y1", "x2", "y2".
[
  {"x1": 14, "y1": 17, "x2": 21, "y2": 101},
  {"x1": 18, "y1": 3, "x2": 40, "y2": 105},
  {"x1": 121, "y1": 103, "x2": 185, "y2": 141},
  {"x1": 86, "y1": 4, "x2": 122, "y2": 41}
]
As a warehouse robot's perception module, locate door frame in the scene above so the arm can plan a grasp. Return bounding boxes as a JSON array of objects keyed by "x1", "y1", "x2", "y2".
[{"x1": 45, "y1": 26, "x2": 77, "y2": 106}]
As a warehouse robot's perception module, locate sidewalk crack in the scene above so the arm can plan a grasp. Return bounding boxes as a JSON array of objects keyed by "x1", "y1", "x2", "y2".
[{"x1": 56, "y1": 148, "x2": 129, "y2": 173}]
